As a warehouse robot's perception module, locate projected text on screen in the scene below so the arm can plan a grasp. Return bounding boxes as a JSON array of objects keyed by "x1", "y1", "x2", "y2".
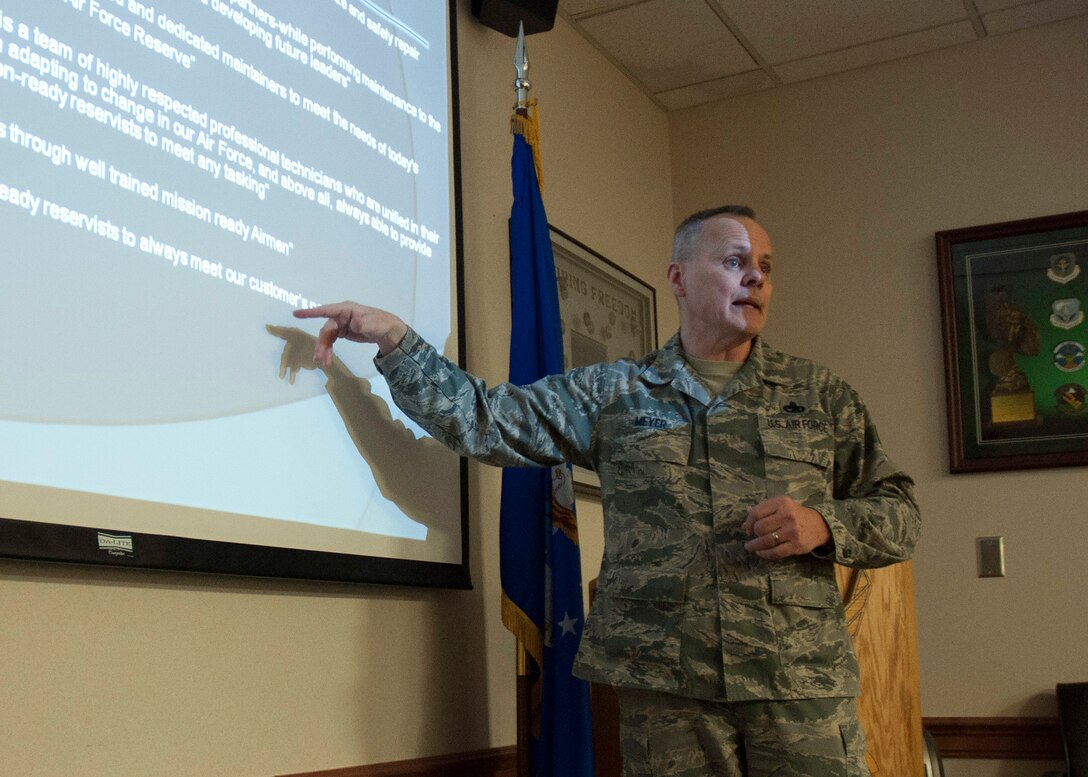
[{"x1": 0, "y1": 0, "x2": 465, "y2": 577}]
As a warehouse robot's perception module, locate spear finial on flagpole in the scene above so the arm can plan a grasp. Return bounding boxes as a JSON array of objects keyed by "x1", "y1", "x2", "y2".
[
  {"x1": 510, "y1": 20, "x2": 543, "y2": 190},
  {"x1": 514, "y1": 21, "x2": 530, "y2": 113}
]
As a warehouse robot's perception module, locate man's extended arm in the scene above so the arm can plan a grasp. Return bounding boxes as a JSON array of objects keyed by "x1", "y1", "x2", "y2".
[{"x1": 294, "y1": 302, "x2": 599, "y2": 471}]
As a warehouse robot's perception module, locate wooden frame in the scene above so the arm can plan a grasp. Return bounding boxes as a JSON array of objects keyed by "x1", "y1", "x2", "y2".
[
  {"x1": 550, "y1": 226, "x2": 658, "y2": 495},
  {"x1": 936, "y1": 210, "x2": 1088, "y2": 473},
  {"x1": 923, "y1": 717, "x2": 1062, "y2": 760}
]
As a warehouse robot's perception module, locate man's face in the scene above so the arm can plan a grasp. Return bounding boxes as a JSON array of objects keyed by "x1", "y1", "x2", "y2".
[{"x1": 669, "y1": 215, "x2": 774, "y2": 343}]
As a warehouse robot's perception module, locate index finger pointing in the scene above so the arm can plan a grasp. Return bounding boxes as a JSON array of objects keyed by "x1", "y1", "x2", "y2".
[{"x1": 293, "y1": 305, "x2": 332, "y2": 319}]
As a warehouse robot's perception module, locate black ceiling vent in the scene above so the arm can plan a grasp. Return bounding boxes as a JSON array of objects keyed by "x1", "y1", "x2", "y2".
[{"x1": 470, "y1": 0, "x2": 558, "y2": 37}]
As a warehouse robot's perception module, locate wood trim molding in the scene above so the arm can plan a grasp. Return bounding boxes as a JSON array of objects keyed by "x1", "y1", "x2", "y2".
[
  {"x1": 923, "y1": 717, "x2": 1063, "y2": 760},
  {"x1": 274, "y1": 716, "x2": 1065, "y2": 775},
  {"x1": 276, "y1": 745, "x2": 517, "y2": 777}
]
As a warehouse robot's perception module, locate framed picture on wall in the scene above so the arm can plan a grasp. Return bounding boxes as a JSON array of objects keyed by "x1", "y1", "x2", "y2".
[
  {"x1": 936, "y1": 209, "x2": 1088, "y2": 473},
  {"x1": 550, "y1": 226, "x2": 658, "y2": 494}
]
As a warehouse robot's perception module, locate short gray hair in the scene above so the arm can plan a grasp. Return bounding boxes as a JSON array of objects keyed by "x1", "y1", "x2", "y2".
[{"x1": 671, "y1": 205, "x2": 756, "y2": 262}]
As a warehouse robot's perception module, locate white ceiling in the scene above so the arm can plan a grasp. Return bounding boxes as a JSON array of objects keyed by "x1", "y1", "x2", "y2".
[{"x1": 557, "y1": 0, "x2": 1088, "y2": 110}]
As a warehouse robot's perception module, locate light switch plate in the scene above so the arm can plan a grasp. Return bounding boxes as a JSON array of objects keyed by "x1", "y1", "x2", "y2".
[{"x1": 976, "y1": 536, "x2": 1005, "y2": 578}]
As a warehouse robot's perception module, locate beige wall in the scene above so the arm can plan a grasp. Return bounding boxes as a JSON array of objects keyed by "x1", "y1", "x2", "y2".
[
  {"x1": 669, "y1": 14, "x2": 1087, "y2": 777},
  {"x1": 0, "y1": 6, "x2": 672, "y2": 777}
]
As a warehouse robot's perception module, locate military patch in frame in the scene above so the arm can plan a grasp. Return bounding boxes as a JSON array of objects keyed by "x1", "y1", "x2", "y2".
[
  {"x1": 936, "y1": 209, "x2": 1088, "y2": 473},
  {"x1": 550, "y1": 226, "x2": 659, "y2": 495}
]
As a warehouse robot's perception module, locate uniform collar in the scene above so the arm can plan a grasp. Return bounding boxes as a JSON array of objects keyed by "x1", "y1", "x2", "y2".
[{"x1": 638, "y1": 334, "x2": 792, "y2": 404}]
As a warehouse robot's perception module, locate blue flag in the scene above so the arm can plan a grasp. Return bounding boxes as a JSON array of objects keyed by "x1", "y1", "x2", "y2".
[{"x1": 500, "y1": 108, "x2": 595, "y2": 777}]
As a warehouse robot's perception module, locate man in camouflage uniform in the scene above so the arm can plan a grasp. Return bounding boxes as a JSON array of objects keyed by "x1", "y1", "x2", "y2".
[{"x1": 295, "y1": 206, "x2": 921, "y2": 776}]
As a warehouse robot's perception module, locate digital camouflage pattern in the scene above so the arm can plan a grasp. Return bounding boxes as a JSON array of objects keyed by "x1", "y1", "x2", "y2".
[
  {"x1": 616, "y1": 689, "x2": 869, "y2": 777},
  {"x1": 377, "y1": 328, "x2": 920, "y2": 702}
]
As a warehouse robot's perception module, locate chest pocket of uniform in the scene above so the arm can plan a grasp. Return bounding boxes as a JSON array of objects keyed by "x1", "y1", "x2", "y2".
[
  {"x1": 602, "y1": 427, "x2": 694, "y2": 560},
  {"x1": 759, "y1": 419, "x2": 833, "y2": 504},
  {"x1": 759, "y1": 428, "x2": 833, "y2": 467},
  {"x1": 609, "y1": 427, "x2": 691, "y2": 466}
]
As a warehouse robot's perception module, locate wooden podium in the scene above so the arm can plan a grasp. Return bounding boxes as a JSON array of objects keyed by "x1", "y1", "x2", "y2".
[{"x1": 836, "y1": 562, "x2": 923, "y2": 776}]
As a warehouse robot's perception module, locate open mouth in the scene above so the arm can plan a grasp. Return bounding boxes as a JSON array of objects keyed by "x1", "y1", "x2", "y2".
[{"x1": 733, "y1": 299, "x2": 762, "y2": 311}]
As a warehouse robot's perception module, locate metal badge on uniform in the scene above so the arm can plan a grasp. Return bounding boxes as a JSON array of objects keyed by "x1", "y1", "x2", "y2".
[
  {"x1": 1055, "y1": 383, "x2": 1086, "y2": 414},
  {"x1": 1050, "y1": 298, "x2": 1084, "y2": 330},
  {"x1": 1047, "y1": 252, "x2": 1080, "y2": 284},
  {"x1": 1053, "y1": 341, "x2": 1086, "y2": 372},
  {"x1": 782, "y1": 401, "x2": 805, "y2": 413}
]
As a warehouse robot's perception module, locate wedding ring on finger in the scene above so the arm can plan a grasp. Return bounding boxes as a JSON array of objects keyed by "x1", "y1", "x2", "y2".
[{"x1": 772, "y1": 531, "x2": 781, "y2": 544}]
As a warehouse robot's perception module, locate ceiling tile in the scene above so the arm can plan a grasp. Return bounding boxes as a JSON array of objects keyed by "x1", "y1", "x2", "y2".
[
  {"x1": 974, "y1": 0, "x2": 1046, "y2": 11},
  {"x1": 713, "y1": 0, "x2": 968, "y2": 64},
  {"x1": 774, "y1": 20, "x2": 976, "y2": 84},
  {"x1": 981, "y1": 0, "x2": 1088, "y2": 34},
  {"x1": 560, "y1": 0, "x2": 643, "y2": 16},
  {"x1": 558, "y1": 0, "x2": 1087, "y2": 111},
  {"x1": 577, "y1": 0, "x2": 756, "y2": 93},
  {"x1": 656, "y1": 69, "x2": 775, "y2": 110}
]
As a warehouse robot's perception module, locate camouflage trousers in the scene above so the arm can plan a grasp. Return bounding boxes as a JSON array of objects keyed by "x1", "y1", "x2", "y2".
[{"x1": 617, "y1": 688, "x2": 870, "y2": 777}]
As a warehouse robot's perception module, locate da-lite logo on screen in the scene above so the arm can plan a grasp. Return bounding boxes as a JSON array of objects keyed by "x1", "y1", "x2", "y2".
[{"x1": 96, "y1": 532, "x2": 134, "y2": 558}]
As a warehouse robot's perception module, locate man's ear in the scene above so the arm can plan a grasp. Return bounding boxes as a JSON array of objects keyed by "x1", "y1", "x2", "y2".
[{"x1": 667, "y1": 261, "x2": 685, "y2": 297}]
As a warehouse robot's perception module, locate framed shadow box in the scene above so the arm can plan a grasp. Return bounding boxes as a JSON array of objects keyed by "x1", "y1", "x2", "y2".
[{"x1": 936, "y1": 210, "x2": 1088, "y2": 473}]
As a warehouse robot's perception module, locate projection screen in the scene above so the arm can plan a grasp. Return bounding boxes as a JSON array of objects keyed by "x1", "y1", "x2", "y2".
[{"x1": 0, "y1": 0, "x2": 469, "y2": 587}]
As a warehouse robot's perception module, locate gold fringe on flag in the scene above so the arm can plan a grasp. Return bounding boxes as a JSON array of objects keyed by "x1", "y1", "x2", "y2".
[
  {"x1": 511, "y1": 99, "x2": 544, "y2": 194},
  {"x1": 502, "y1": 592, "x2": 544, "y2": 669}
]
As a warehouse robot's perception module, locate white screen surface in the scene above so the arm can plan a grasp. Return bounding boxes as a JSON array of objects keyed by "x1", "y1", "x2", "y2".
[{"x1": 0, "y1": 0, "x2": 466, "y2": 579}]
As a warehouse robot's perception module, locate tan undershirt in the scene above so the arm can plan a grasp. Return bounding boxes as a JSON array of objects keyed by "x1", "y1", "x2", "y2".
[{"x1": 685, "y1": 354, "x2": 743, "y2": 398}]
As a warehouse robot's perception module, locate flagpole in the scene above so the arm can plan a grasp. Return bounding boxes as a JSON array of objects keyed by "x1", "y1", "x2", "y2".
[
  {"x1": 513, "y1": 24, "x2": 533, "y2": 777},
  {"x1": 517, "y1": 643, "x2": 531, "y2": 777},
  {"x1": 504, "y1": 23, "x2": 595, "y2": 777}
]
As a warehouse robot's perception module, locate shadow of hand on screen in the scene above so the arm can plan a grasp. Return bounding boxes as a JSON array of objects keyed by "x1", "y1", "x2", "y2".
[{"x1": 266, "y1": 325, "x2": 460, "y2": 537}]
